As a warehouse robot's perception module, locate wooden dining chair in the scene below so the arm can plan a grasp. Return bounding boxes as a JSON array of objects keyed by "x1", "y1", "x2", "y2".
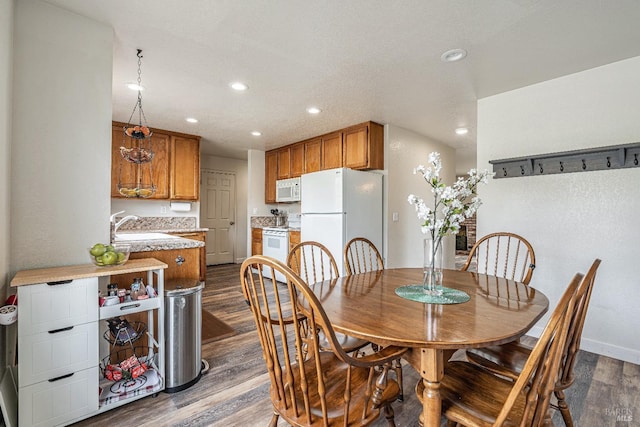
[
  {"x1": 417, "y1": 272, "x2": 583, "y2": 426},
  {"x1": 344, "y1": 237, "x2": 384, "y2": 275},
  {"x1": 465, "y1": 259, "x2": 601, "y2": 427},
  {"x1": 240, "y1": 255, "x2": 407, "y2": 427},
  {"x1": 287, "y1": 240, "x2": 340, "y2": 288},
  {"x1": 287, "y1": 241, "x2": 371, "y2": 358},
  {"x1": 343, "y1": 237, "x2": 404, "y2": 402},
  {"x1": 461, "y1": 232, "x2": 536, "y2": 285}
]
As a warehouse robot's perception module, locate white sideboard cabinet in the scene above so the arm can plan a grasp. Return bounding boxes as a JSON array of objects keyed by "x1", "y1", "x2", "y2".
[{"x1": 10, "y1": 258, "x2": 167, "y2": 427}]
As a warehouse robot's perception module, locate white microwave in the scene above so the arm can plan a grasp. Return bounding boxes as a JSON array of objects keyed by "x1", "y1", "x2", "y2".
[{"x1": 276, "y1": 177, "x2": 301, "y2": 202}]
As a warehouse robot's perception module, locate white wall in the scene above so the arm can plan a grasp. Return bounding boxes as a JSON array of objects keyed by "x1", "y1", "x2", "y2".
[
  {"x1": 201, "y1": 154, "x2": 248, "y2": 262},
  {"x1": 11, "y1": 0, "x2": 112, "y2": 272},
  {"x1": 385, "y1": 124, "x2": 456, "y2": 269},
  {"x1": 1, "y1": 0, "x2": 14, "y2": 374},
  {"x1": 246, "y1": 149, "x2": 266, "y2": 257},
  {"x1": 477, "y1": 56, "x2": 640, "y2": 364}
]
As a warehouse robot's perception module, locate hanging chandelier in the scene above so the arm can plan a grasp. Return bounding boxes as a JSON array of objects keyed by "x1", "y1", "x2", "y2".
[{"x1": 117, "y1": 49, "x2": 156, "y2": 198}]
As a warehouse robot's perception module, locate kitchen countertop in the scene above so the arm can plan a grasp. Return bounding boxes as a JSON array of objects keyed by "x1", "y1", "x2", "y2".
[{"x1": 116, "y1": 230, "x2": 207, "y2": 252}]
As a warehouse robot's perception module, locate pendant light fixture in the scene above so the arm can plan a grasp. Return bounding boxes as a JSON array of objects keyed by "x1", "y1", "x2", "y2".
[{"x1": 117, "y1": 49, "x2": 156, "y2": 198}]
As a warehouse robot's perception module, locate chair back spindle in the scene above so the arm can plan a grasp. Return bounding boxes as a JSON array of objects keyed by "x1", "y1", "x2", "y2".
[
  {"x1": 344, "y1": 237, "x2": 384, "y2": 275},
  {"x1": 462, "y1": 232, "x2": 536, "y2": 284}
]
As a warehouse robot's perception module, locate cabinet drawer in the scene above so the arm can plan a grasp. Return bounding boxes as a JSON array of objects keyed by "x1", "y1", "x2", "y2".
[
  {"x1": 18, "y1": 322, "x2": 98, "y2": 387},
  {"x1": 18, "y1": 277, "x2": 98, "y2": 335},
  {"x1": 19, "y1": 366, "x2": 99, "y2": 427}
]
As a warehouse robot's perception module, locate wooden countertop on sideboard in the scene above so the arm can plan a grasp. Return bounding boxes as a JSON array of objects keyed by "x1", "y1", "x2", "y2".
[{"x1": 10, "y1": 258, "x2": 168, "y2": 287}]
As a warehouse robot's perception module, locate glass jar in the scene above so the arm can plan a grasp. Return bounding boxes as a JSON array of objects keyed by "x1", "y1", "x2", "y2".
[{"x1": 131, "y1": 278, "x2": 142, "y2": 300}]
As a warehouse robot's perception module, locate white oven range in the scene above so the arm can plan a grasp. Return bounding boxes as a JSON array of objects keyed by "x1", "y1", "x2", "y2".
[{"x1": 262, "y1": 227, "x2": 289, "y2": 282}]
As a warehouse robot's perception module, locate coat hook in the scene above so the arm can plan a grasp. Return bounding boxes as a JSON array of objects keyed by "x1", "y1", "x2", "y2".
[
  {"x1": 560, "y1": 161, "x2": 564, "y2": 172},
  {"x1": 538, "y1": 163, "x2": 543, "y2": 174},
  {"x1": 503, "y1": 167, "x2": 507, "y2": 177},
  {"x1": 582, "y1": 159, "x2": 587, "y2": 170},
  {"x1": 635, "y1": 153, "x2": 639, "y2": 166},
  {"x1": 607, "y1": 156, "x2": 611, "y2": 168},
  {"x1": 520, "y1": 165, "x2": 525, "y2": 175}
]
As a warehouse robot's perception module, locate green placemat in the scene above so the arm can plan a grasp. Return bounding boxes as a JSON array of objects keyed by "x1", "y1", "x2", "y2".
[{"x1": 395, "y1": 285, "x2": 470, "y2": 304}]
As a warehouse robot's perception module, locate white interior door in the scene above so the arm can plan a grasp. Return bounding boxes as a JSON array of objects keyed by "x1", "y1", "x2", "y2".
[{"x1": 200, "y1": 170, "x2": 236, "y2": 265}]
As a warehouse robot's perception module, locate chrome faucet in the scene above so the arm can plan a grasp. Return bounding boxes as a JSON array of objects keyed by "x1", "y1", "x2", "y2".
[{"x1": 110, "y1": 211, "x2": 139, "y2": 242}]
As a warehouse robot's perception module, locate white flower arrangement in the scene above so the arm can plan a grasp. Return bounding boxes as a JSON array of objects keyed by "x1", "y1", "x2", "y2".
[{"x1": 409, "y1": 152, "x2": 493, "y2": 293}]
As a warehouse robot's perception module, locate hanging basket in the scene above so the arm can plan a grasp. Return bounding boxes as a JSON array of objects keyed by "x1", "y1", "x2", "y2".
[
  {"x1": 123, "y1": 124, "x2": 153, "y2": 140},
  {"x1": 119, "y1": 145, "x2": 155, "y2": 164},
  {"x1": 117, "y1": 183, "x2": 157, "y2": 198}
]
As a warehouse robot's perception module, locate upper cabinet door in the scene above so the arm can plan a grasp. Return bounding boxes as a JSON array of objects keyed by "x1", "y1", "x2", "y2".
[
  {"x1": 343, "y1": 125, "x2": 368, "y2": 169},
  {"x1": 265, "y1": 150, "x2": 278, "y2": 203},
  {"x1": 277, "y1": 147, "x2": 291, "y2": 179},
  {"x1": 343, "y1": 122, "x2": 384, "y2": 170},
  {"x1": 111, "y1": 125, "x2": 136, "y2": 198},
  {"x1": 170, "y1": 136, "x2": 200, "y2": 200},
  {"x1": 147, "y1": 133, "x2": 170, "y2": 199},
  {"x1": 322, "y1": 132, "x2": 343, "y2": 170},
  {"x1": 304, "y1": 138, "x2": 322, "y2": 174},
  {"x1": 290, "y1": 143, "x2": 305, "y2": 177}
]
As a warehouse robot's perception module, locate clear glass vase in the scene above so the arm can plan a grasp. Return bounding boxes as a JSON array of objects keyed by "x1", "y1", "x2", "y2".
[{"x1": 423, "y1": 237, "x2": 444, "y2": 296}]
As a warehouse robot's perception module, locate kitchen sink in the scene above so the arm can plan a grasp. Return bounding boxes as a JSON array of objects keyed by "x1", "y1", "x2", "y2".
[{"x1": 114, "y1": 232, "x2": 180, "y2": 241}]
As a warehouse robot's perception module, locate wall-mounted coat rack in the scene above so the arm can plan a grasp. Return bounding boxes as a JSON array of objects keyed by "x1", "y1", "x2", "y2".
[{"x1": 489, "y1": 142, "x2": 640, "y2": 179}]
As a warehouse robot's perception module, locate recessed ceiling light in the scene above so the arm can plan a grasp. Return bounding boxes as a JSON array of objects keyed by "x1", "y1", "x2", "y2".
[
  {"x1": 127, "y1": 83, "x2": 144, "y2": 91},
  {"x1": 455, "y1": 127, "x2": 469, "y2": 135},
  {"x1": 441, "y1": 48, "x2": 467, "y2": 62},
  {"x1": 306, "y1": 107, "x2": 321, "y2": 114},
  {"x1": 251, "y1": 131, "x2": 262, "y2": 136},
  {"x1": 230, "y1": 82, "x2": 248, "y2": 91},
  {"x1": 186, "y1": 118, "x2": 198, "y2": 123}
]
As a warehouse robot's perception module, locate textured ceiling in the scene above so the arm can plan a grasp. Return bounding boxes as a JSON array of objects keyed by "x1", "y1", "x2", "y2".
[{"x1": 45, "y1": 0, "x2": 640, "y2": 173}]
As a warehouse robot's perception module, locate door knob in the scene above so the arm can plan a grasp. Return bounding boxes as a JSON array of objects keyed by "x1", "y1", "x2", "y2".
[{"x1": 230, "y1": 221, "x2": 235, "y2": 225}]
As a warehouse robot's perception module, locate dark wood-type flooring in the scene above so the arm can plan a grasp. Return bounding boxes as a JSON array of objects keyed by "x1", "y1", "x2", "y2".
[{"x1": 72, "y1": 263, "x2": 639, "y2": 427}]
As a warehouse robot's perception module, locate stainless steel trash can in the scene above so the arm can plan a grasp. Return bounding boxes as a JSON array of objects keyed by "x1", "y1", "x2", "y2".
[{"x1": 164, "y1": 278, "x2": 204, "y2": 393}]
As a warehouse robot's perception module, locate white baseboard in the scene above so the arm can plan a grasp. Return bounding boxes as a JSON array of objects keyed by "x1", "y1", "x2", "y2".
[{"x1": 526, "y1": 326, "x2": 640, "y2": 365}]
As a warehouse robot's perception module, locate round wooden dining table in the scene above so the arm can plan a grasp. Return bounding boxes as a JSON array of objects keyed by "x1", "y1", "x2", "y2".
[{"x1": 307, "y1": 268, "x2": 549, "y2": 427}]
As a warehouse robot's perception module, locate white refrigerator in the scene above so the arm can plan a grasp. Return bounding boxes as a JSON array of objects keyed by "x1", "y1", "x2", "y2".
[{"x1": 301, "y1": 168, "x2": 383, "y2": 275}]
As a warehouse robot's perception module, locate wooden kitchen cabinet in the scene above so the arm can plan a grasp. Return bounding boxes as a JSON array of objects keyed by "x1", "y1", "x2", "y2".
[
  {"x1": 304, "y1": 138, "x2": 322, "y2": 174},
  {"x1": 111, "y1": 124, "x2": 170, "y2": 199},
  {"x1": 343, "y1": 121, "x2": 384, "y2": 170},
  {"x1": 170, "y1": 136, "x2": 200, "y2": 200},
  {"x1": 265, "y1": 151, "x2": 278, "y2": 203},
  {"x1": 277, "y1": 147, "x2": 291, "y2": 179},
  {"x1": 290, "y1": 143, "x2": 305, "y2": 177},
  {"x1": 128, "y1": 247, "x2": 200, "y2": 282},
  {"x1": 322, "y1": 131, "x2": 343, "y2": 170},
  {"x1": 169, "y1": 231, "x2": 207, "y2": 282},
  {"x1": 288, "y1": 230, "x2": 300, "y2": 253},
  {"x1": 252, "y1": 227, "x2": 263, "y2": 256},
  {"x1": 111, "y1": 121, "x2": 200, "y2": 201},
  {"x1": 263, "y1": 121, "x2": 383, "y2": 202}
]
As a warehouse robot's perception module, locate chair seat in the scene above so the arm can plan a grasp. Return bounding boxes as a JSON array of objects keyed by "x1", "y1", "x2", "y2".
[
  {"x1": 273, "y1": 352, "x2": 400, "y2": 426},
  {"x1": 465, "y1": 341, "x2": 530, "y2": 381},
  {"x1": 416, "y1": 361, "x2": 530, "y2": 427}
]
